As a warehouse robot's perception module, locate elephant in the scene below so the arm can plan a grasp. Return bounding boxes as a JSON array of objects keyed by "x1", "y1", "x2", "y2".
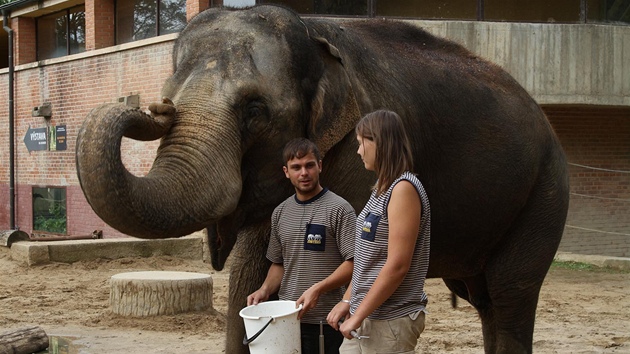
[{"x1": 75, "y1": 4, "x2": 569, "y2": 354}]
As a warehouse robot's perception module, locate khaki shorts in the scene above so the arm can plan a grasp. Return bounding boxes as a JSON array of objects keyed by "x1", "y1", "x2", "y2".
[{"x1": 339, "y1": 310, "x2": 426, "y2": 354}]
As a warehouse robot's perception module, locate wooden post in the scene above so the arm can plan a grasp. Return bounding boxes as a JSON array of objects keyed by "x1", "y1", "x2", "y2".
[{"x1": 0, "y1": 326, "x2": 48, "y2": 354}]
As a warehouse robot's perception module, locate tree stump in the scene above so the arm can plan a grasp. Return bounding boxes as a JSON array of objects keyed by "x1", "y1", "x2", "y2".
[
  {"x1": 0, "y1": 326, "x2": 49, "y2": 354},
  {"x1": 110, "y1": 271, "x2": 213, "y2": 317}
]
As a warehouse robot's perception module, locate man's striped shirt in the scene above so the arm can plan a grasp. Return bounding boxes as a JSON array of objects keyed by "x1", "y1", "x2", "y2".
[{"x1": 267, "y1": 188, "x2": 356, "y2": 324}]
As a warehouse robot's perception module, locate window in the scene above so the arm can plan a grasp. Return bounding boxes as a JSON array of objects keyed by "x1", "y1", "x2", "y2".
[
  {"x1": 376, "y1": 0, "x2": 477, "y2": 19},
  {"x1": 259, "y1": 0, "x2": 368, "y2": 16},
  {"x1": 116, "y1": 0, "x2": 187, "y2": 44},
  {"x1": 485, "y1": 0, "x2": 582, "y2": 23},
  {"x1": 0, "y1": 31, "x2": 8, "y2": 69},
  {"x1": 37, "y1": 6, "x2": 86, "y2": 60},
  {"x1": 587, "y1": 0, "x2": 630, "y2": 24},
  {"x1": 225, "y1": 0, "x2": 256, "y2": 7},
  {"x1": 253, "y1": 0, "x2": 627, "y2": 25},
  {"x1": 33, "y1": 187, "x2": 67, "y2": 234}
]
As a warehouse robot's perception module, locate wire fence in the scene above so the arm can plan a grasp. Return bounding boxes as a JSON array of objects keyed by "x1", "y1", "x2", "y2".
[{"x1": 565, "y1": 162, "x2": 630, "y2": 238}]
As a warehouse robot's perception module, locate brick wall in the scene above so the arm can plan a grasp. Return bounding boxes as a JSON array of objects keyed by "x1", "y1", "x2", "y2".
[
  {"x1": 0, "y1": 38, "x2": 174, "y2": 237},
  {"x1": 0, "y1": 185, "x2": 7, "y2": 227},
  {"x1": 546, "y1": 106, "x2": 630, "y2": 257},
  {"x1": 13, "y1": 17, "x2": 36, "y2": 65},
  {"x1": 86, "y1": 0, "x2": 116, "y2": 50},
  {"x1": 187, "y1": 0, "x2": 211, "y2": 21}
]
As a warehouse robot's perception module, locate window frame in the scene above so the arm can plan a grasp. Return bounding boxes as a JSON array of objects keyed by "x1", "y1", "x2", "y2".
[
  {"x1": 35, "y1": 5, "x2": 86, "y2": 61},
  {"x1": 250, "y1": 0, "x2": 627, "y2": 25},
  {"x1": 115, "y1": 0, "x2": 187, "y2": 45},
  {"x1": 32, "y1": 186, "x2": 68, "y2": 235}
]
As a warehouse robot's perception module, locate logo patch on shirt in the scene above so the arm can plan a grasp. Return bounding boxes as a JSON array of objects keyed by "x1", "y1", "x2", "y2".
[
  {"x1": 361, "y1": 212, "x2": 381, "y2": 242},
  {"x1": 304, "y1": 224, "x2": 326, "y2": 251},
  {"x1": 307, "y1": 233, "x2": 323, "y2": 244}
]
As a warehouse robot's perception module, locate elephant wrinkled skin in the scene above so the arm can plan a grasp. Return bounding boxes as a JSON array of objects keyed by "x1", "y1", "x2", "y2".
[{"x1": 76, "y1": 5, "x2": 569, "y2": 354}]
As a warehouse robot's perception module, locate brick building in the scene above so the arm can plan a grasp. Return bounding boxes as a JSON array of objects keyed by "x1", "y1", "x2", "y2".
[{"x1": 0, "y1": 0, "x2": 629, "y2": 256}]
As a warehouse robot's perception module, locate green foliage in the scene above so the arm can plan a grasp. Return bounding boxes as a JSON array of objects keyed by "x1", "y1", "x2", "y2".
[
  {"x1": 552, "y1": 260, "x2": 596, "y2": 271},
  {"x1": 551, "y1": 260, "x2": 629, "y2": 274},
  {"x1": 34, "y1": 202, "x2": 67, "y2": 234},
  {"x1": 0, "y1": 0, "x2": 17, "y2": 6}
]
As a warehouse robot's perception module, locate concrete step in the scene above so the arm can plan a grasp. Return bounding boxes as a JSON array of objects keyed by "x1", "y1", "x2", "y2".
[
  {"x1": 7, "y1": 233, "x2": 206, "y2": 266},
  {"x1": 554, "y1": 251, "x2": 630, "y2": 271}
]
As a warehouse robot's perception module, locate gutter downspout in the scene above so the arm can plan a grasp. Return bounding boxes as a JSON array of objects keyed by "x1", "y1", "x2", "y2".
[{"x1": 2, "y1": 10, "x2": 15, "y2": 229}]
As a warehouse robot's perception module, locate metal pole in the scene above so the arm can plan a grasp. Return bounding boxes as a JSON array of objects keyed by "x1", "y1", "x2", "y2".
[
  {"x1": 319, "y1": 320, "x2": 325, "y2": 354},
  {"x1": 3, "y1": 10, "x2": 15, "y2": 229}
]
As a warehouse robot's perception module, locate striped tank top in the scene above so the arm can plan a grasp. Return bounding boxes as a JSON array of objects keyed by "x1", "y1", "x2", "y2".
[{"x1": 349, "y1": 171, "x2": 431, "y2": 320}]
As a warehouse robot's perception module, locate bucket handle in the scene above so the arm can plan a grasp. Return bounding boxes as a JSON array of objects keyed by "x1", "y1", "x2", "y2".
[{"x1": 242, "y1": 317, "x2": 274, "y2": 345}]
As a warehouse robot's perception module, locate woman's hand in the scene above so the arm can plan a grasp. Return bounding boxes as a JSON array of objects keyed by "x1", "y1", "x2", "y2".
[
  {"x1": 338, "y1": 313, "x2": 363, "y2": 339},
  {"x1": 327, "y1": 301, "x2": 350, "y2": 330}
]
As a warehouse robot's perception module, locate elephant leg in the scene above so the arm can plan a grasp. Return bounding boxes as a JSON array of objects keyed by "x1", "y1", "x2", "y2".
[
  {"x1": 482, "y1": 219, "x2": 564, "y2": 352},
  {"x1": 457, "y1": 243, "x2": 549, "y2": 354},
  {"x1": 443, "y1": 274, "x2": 490, "y2": 308},
  {"x1": 443, "y1": 278, "x2": 468, "y2": 308},
  {"x1": 225, "y1": 223, "x2": 272, "y2": 354},
  {"x1": 474, "y1": 167, "x2": 567, "y2": 354},
  {"x1": 443, "y1": 278, "x2": 468, "y2": 302},
  {"x1": 444, "y1": 275, "x2": 497, "y2": 350},
  {"x1": 480, "y1": 272, "x2": 540, "y2": 354},
  {"x1": 447, "y1": 272, "x2": 535, "y2": 354}
]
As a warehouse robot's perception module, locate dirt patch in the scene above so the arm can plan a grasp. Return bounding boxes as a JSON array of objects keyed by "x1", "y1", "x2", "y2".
[{"x1": 1, "y1": 247, "x2": 628, "y2": 353}]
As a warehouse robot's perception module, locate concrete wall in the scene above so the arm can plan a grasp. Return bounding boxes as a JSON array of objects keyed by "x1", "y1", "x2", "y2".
[{"x1": 408, "y1": 21, "x2": 630, "y2": 107}]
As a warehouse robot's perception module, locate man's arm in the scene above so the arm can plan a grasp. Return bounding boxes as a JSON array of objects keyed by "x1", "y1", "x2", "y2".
[
  {"x1": 247, "y1": 263, "x2": 284, "y2": 306},
  {"x1": 296, "y1": 259, "x2": 353, "y2": 319}
]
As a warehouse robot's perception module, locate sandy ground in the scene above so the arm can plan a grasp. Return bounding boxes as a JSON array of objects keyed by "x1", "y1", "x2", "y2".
[{"x1": 1, "y1": 247, "x2": 628, "y2": 354}]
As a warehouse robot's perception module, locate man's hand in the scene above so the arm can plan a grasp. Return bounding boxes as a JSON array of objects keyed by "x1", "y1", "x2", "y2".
[
  {"x1": 247, "y1": 289, "x2": 270, "y2": 306},
  {"x1": 296, "y1": 285, "x2": 321, "y2": 320},
  {"x1": 247, "y1": 263, "x2": 283, "y2": 306}
]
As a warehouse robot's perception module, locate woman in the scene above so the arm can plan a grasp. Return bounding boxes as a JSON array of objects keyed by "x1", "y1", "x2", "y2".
[{"x1": 327, "y1": 110, "x2": 431, "y2": 353}]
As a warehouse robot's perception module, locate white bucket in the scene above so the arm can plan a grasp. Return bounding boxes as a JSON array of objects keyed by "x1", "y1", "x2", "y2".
[{"x1": 239, "y1": 300, "x2": 302, "y2": 354}]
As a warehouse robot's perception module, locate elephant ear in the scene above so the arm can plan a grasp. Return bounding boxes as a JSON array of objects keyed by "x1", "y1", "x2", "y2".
[{"x1": 307, "y1": 36, "x2": 362, "y2": 156}]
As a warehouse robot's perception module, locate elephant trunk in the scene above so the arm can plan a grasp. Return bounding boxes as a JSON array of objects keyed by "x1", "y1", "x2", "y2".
[{"x1": 76, "y1": 101, "x2": 242, "y2": 238}]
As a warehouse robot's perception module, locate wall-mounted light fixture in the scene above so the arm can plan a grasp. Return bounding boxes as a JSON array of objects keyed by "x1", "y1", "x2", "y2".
[{"x1": 32, "y1": 102, "x2": 52, "y2": 119}]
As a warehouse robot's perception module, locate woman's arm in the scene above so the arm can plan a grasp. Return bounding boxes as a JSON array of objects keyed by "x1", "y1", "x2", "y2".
[{"x1": 327, "y1": 277, "x2": 353, "y2": 329}]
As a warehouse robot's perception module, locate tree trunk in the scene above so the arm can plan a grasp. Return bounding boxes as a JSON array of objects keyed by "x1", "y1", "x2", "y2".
[
  {"x1": 0, "y1": 326, "x2": 48, "y2": 354},
  {"x1": 110, "y1": 271, "x2": 213, "y2": 316}
]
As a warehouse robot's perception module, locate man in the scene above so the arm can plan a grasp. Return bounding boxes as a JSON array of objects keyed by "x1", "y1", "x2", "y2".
[{"x1": 247, "y1": 138, "x2": 356, "y2": 354}]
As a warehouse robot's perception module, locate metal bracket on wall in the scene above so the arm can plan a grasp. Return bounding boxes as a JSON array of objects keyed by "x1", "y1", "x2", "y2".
[
  {"x1": 32, "y1": 102, "x2": 52, "y2": 118},
  {"x1": 118, "y1": 94, "x2": 140, "y2": 108}
]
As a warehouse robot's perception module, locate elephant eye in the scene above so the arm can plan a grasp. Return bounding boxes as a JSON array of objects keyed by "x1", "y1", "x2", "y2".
[
  {"x1": 247, "y1": 104, "x2": 263, "y2": 118},
  {"x1": 244, "y1": 101, "x2": 270, "y2": 135}
]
